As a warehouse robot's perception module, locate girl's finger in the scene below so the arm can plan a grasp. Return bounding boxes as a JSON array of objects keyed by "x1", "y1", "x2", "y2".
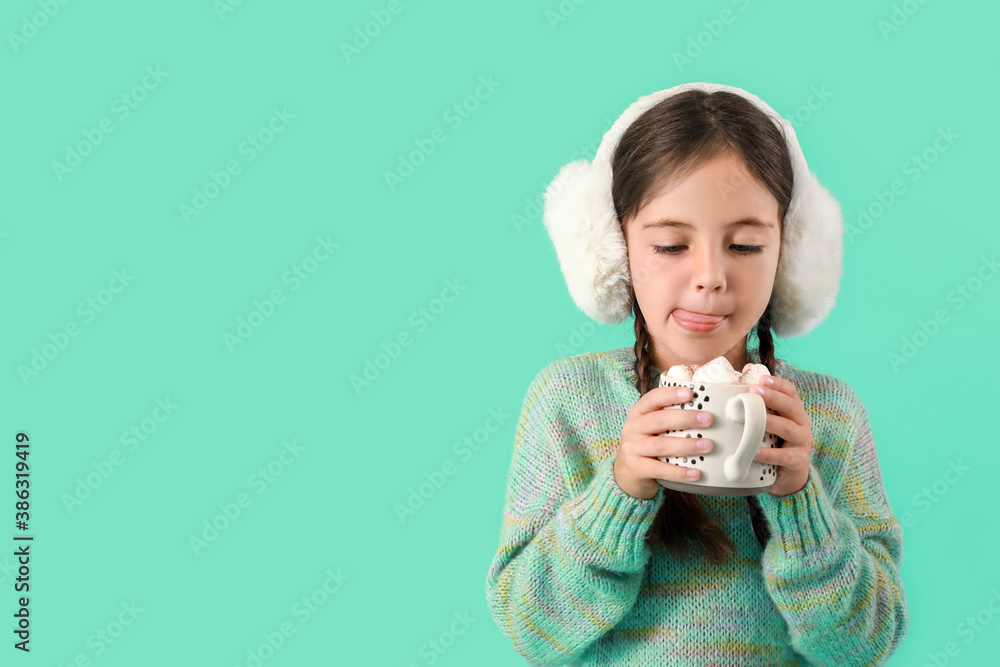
[
  {"x1": 754, "y1": 443, "x2": 794, "y2": 465},
  {"x1": 762, "y1": 375, "x2": 800, "y2": 400},
  {"x1": 763, "y1": 414, "x2": 800, "y2": 441},
  {"x1": 759, "y1": 382, "x2": 811, "y2": 427},
  {"x1": 753, "y1": 383, "x2": 792, "y2": 414}
]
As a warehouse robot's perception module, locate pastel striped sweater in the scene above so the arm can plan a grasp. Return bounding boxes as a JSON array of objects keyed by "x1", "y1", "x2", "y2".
[{"x1": 485, "y1": 347, "x2": 909, "y2": 666}]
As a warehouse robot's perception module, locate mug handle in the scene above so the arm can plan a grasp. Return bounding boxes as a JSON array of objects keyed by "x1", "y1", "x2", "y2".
[{"x1": 723, "y1": 392, "x2": 767, "y2": 483}]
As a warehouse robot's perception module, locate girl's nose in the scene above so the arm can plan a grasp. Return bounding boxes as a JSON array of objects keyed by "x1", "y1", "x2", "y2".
[{"x1": 694, "y1": 250, "x2": 725, "y2": 291}]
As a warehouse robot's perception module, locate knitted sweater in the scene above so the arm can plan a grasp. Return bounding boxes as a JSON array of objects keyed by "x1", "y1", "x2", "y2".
[{"x1": 485, "y1": 347, "x2": 909, "y2": 666}]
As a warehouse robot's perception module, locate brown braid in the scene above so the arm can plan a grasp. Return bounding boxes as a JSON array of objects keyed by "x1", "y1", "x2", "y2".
[
  {"x1": 746, "y1": 303, "x2": 779, "y2": 551},
  {"x1": 634, "y1": 290, "x2": 778, "y2": 563}
]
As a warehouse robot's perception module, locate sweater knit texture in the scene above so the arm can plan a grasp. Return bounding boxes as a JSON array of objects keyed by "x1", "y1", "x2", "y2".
[{"x1": 484, "y1": 347, "x2": 909, "y2": 666}]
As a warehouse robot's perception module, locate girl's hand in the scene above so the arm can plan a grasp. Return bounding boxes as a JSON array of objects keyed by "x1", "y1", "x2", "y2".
[
  {"x1": 743, "y1": 365, "x2": 813, "y2": 497},
  {"x1": 614, "y1": 385, "x2": 719, "y2": 500}
]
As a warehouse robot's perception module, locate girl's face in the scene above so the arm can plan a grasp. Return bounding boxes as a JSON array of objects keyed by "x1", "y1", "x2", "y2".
[{"x1": 623, "y1": 151, "x2": 782, "y2": 373}]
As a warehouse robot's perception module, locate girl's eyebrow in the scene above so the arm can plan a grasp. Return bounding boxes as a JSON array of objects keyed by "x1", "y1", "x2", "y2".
[{"x1": 642, "y1": 217, "x2": 775, "y2": 231}]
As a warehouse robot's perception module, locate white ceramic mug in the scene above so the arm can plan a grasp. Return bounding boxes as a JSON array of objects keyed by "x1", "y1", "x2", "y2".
[{"x1": 655, "y1": 371, "x2": 778, "y2": 496}]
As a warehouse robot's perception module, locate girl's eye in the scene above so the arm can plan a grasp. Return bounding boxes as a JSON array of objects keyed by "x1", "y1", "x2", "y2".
[{"x1": 653, "y1": 245, "x2": 765, "y2": 255}]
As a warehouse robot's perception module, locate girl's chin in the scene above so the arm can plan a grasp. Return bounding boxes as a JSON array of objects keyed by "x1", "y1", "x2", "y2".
[{"x1": 650, "y1": 328, "x2": 745, "y2": 358}]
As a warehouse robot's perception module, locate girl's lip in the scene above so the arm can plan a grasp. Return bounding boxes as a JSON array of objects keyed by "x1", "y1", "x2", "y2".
[
  {"x1": 672, "y1": 309, "x2": 726, "y2": 333},
  {"x1": 673, "y1": 309, "x2": 726, "y2": 324}
]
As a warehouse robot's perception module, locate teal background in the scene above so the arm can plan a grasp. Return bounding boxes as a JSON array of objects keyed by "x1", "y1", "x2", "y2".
[{"x1": 2, "y1": 0, "x2": 997, "y2": 664}]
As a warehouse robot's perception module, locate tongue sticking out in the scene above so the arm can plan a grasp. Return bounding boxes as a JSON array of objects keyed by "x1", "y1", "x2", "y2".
[{"x1": 673, "y1": 309, "x2": 724, "y2": 324}]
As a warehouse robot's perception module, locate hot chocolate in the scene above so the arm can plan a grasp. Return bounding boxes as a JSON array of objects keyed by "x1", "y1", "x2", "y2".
[{"x1": 665, "y1": 355, "x2": 770, "y2": 386}]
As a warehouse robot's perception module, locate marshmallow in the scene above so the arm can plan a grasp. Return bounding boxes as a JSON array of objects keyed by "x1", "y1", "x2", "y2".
[
  {"x1": 740, "y1": 363, "x2": 771, "y2": 386},
  {"x1": 691, "y1": 356, "x2": 739, "y2": 384},
  {"x1": 665, "y1": 363, "x2": 694, "y2": 381},
  {"x1": 664, "y1": 355, "x2": 771, "y2": 385}
]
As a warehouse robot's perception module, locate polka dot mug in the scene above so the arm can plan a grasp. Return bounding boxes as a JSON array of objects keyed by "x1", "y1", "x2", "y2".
[{"x1": 656, "y1": 371, "x2": 779, "y2": 496}]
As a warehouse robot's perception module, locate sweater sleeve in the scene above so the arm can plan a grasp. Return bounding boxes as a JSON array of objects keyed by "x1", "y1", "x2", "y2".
[
  {"x1": 484, "y1": 370, "x2": 663, "y2": 666},
  {"x1": 755, "y1": 382, "x2": 909, "y2": 666}
]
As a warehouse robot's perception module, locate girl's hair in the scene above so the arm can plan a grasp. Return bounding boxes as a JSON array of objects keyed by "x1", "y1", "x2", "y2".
[{"x1": 612, "y1": 89, "x2": 794, "y2": 564}]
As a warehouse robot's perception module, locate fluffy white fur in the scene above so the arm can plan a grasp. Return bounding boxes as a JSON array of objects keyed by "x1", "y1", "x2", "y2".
[{"x1": 540, "y1": 82, "x2": 843, "y2": 339}]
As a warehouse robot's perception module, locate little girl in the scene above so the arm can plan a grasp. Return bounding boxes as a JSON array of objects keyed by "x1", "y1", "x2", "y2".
[{"x1": 485, "y1": 83, "x2": 909, "y2": 666}]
